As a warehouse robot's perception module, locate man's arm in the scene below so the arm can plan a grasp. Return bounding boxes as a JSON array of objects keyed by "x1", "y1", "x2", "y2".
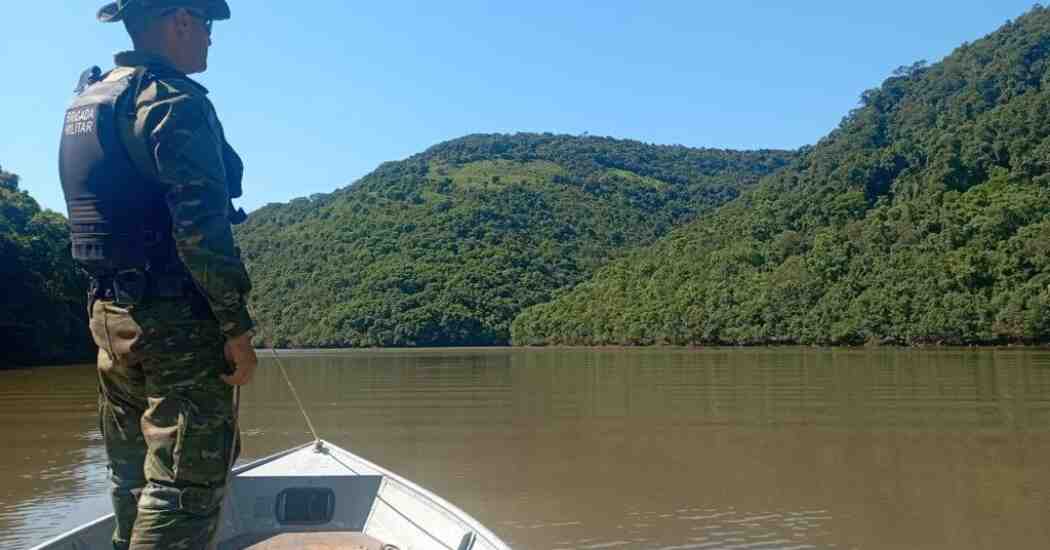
[{"x1": 140, "y1": 93, "x2": 255, "y2": 339}]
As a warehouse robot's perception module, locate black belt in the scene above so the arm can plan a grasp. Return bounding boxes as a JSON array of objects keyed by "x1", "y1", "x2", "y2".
[{"x1": 90, "y1": 270, "x2": 198, "y2": 306}]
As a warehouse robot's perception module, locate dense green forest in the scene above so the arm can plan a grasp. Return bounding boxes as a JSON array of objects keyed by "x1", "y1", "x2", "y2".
[
  {"x1": 512, "y1": 7, "x2": 1050, "y2": 347},
  {"x1": 237, "y1": 134, "x2": 793, "y2": 347},
  {"x1": 0, "y1": 166, "x2": 92, "y2": 367}
]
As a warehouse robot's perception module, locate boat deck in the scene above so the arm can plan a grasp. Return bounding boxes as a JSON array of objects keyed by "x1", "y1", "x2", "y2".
[
  {"x1": 218, "y1": 532, "x2": 390, "y2": 550},
  {"x1": 30, "y1": 441, "x2": 509, "y2": 550}
]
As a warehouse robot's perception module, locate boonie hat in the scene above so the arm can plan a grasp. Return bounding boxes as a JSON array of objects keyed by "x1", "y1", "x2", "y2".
[{"x1": 97, "y1": 0, "x2": 231, "y2": 23}]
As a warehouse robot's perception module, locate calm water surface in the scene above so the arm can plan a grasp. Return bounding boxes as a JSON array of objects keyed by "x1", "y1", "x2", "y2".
[{"x1": 2, "y1": 348, "x2": 1049, "y2": 549}]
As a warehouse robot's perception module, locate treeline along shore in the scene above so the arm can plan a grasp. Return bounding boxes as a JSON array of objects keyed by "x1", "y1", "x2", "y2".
[
  {"x1": 513, "y1": 7, "x2": 1050, "y2": 347},
  {"x1": 0, "y1": 167, "x2": 92, "y2": 367},
  {"x1": 235, "y1": 134, "x2": 794, "y2": 348},
  {"x1": 4, "y1": 6, "x2": 1050, "y2": 366}
]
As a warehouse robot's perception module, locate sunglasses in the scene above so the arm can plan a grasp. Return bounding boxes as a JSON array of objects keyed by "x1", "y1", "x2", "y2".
[{"x1": 160, "y1": 7, "x2": 213, "y2": 35}]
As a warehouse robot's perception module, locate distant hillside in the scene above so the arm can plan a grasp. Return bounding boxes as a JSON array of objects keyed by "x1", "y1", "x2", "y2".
[
  {"x1": 0, "y1": 166, "x2": 92, "y2": 367},
  {"x1": 237, "y1": 133, "x2": 794, "y2": 347},
  {"x1": 512, "y1": 7, "x2": 1050, "y2": 347}
]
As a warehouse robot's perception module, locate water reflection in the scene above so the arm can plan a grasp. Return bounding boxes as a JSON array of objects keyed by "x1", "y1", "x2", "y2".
[
  {"x1": 3, "y1": 349, "x2": 1050, "y2": 549},
  {"x1": 0, "y1": 366, "x2": 111, "y2": 549}
]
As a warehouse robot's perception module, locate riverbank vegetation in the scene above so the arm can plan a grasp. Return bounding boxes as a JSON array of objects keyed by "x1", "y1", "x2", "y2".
[
  {"x1": 0, "y1": 166, "x2": 92, "y2": 367},
  {"x1": 512, "y1": 7, "x2": 1050, "y2": 347},
  {"x1": 236, "y1": 134, "x2": 793, "y2": 347}
]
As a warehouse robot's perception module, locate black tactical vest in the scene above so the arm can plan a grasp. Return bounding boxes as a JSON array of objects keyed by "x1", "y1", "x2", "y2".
[{"x1": 58, "y1": 66, "x2": 246, "y2": 278}]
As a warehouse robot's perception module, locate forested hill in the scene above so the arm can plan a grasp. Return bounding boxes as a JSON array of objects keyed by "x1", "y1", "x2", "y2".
[
  {"x1": 236, "y1": 134, "x2": 794, "y2": 347},
  {"x1": 512, "y1": 7, "x2": 1050, "y2": 347},
  {"x1": 0, "y1": 166, "x2": 92, "y2": 367}
]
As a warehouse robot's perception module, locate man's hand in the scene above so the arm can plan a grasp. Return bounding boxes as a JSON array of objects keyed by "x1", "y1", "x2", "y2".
[{"x1": 223, "y1": 331, "x2": 258, "y2": 386}]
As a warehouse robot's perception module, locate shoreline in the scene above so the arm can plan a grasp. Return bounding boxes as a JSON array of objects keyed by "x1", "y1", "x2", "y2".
[{"x1": 7, "y1": 344, "x2": 1048, "y2": 371}]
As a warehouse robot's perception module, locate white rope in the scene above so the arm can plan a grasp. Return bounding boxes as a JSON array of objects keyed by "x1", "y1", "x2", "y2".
[
  {"x1": 228, "y1": 385, "x2": 240, "y2": 472},
  {"x1": 247, "y1": 304, "x2": 322, "y2": 447},
  {"x1": 269, "y1": 347, "x2": 322, "y2": 446}
]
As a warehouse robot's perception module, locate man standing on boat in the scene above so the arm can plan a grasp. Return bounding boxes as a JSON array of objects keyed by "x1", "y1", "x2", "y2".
[{"x1": 58, "y1": 1, "x2": 256, "y2": 548}]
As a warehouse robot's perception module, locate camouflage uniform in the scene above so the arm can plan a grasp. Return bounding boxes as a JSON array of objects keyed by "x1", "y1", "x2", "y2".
[{"x1": 89, "y1": 48, "x2": 253, "y2": 550}]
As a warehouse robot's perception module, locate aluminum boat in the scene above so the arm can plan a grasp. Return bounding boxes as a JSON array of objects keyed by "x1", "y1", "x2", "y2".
[{"x1": 31, "y1": 440, "x2": 511, "y2": 550}]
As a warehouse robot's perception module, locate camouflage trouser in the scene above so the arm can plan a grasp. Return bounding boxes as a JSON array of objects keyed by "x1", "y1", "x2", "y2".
[{"x1": 90, "y1": 298, "x2": 240, "y2": 550}]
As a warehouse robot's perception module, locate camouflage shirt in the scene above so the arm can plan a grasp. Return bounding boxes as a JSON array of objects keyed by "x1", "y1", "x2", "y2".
[{"x1": 113, "y1": 50, "x2": 254, "y2": 339}]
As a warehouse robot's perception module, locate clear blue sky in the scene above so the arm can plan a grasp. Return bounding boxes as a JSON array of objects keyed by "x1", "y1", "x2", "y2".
[{"x1": 1, "y1": 1, "x2": 1039, "y2": 214}]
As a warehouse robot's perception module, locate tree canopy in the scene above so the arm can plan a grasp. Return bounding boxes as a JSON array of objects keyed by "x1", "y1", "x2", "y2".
[
  {"x1": 236, "y1": 134, "x2": 794, "y2": 347},
  {"x1": 0, "y1": 165, "x2": 92, "y2": 367},
  {"x1": 512, "y1": 6, "x2": 1050, "y2": 347}
]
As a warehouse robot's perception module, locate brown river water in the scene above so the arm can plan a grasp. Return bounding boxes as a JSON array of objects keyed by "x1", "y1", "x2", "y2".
[{"x1": 2, "y1": 348, "x2": 1049, "y2": 549}]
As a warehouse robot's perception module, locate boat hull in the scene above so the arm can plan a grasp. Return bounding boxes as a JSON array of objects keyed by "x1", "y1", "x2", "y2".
[{"x1": 30, "y1": 441, "x2": 510, "y2": 550}]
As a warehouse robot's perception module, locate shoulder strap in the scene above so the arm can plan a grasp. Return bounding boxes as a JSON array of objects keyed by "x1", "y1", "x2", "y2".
[
  {"x1": 116, "y1": 67, "x2": 162, "y2": 180},
  {"x1": 74, "y1": 66, "x2": 102, "y2": 94}
]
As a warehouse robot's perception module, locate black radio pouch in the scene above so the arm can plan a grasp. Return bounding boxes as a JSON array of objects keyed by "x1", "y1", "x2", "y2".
[{"x1": 112, "y1": 270, "x2": 148, "y2": 306}]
